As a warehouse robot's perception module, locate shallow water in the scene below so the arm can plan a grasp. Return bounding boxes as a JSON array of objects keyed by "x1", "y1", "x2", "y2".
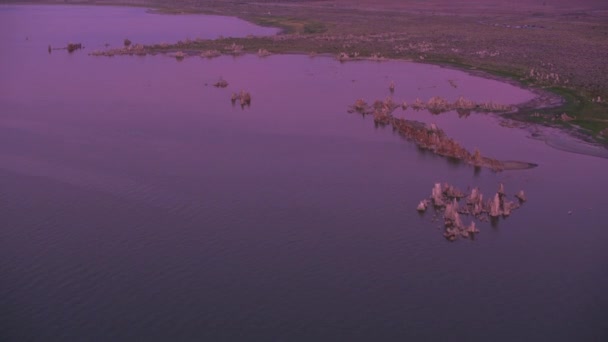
[{"x1": 1, "y1": 5, "x2": 607, "y2": 342}]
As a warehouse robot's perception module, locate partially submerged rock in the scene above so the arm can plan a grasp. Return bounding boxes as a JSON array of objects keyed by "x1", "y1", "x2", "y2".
[
  {"x1": 257, "y1": 48, "x2": 271, "y2": 57},
  {"x1": 347, "y1": 91, "x2": 535, "y2": 172},
  {"x1": 417, "y1": 200, "x2": 429, "y2": 212},
  {"x1": 90, "y1": 44, "x2": 145, "y2": 57},
  {"x1": 369, "y1": 53, "x2": 386, "y2": 61},
  {"x1": 200, "y1": 50, "x2": 221, "y2": 58},
  {"x1": 353, "y1": 99, "x2": 368, "y2": 113},
  {"x1": 67, "y1": 43, "x2": 82, "y2": 53},
  {"x1": 337, "y1": 52, "x2": 350, "y2": 62},
  {"x1": 175, "y1": 51, "x2": 186, "y2": 60},
  {"x1": 231, "y1": 90, "x2": 252, "y2": 107},
  {"x1": 225, "y1": 43, "x2": 244, "y2": 55},
  {"x1": 397, "y1": 96, "x2": 512, "y2": 115},
  {"x1": 214, "y1": 78, "x2": 229, "y2": 88},
  {"x1": 489, "y1": 193, "x2": 501, "y2": 218},
  {"x1": 431, "y1": 183, "x2": 445, "y2": 207},
  {"x1": 426, "y1": 96, "x2": 451, "y2": 114},
  {"x1": 560, "y1": 113, "x2": 575, "y2": 122},
  {"x1": 411, "y1": 98, "x2": 426, "y2": 110},
  {"x1": 417, "y1": 182, "x2": 527, "y2": 241}
]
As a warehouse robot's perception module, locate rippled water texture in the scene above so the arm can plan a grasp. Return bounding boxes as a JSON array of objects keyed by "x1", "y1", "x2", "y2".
[{"x1": 1, "y1": 5, "x2": 607, "y2": 341}]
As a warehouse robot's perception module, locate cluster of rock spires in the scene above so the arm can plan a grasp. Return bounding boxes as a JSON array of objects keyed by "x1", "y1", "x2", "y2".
[
  {"x1": 417, "y1": 183, "x2": 527, "y2": 241},
  {"x1": 349, "y1": 97, "x2": 516, "y2": 171}
]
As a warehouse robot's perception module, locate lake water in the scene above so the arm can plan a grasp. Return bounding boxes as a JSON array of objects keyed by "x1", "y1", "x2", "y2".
[{"x1": 1, "y1": 5, "x2": 607, "y2": 342}]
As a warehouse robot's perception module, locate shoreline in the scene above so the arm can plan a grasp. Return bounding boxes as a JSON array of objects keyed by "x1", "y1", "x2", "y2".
[{"x1": 5, "y1": 0, "x2": 607, "y2": 149}]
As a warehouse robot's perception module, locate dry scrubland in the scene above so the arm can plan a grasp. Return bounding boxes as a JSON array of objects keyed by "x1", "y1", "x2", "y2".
[{"x1": 8, "y1": 0, "x2": 608, "y2": 141}]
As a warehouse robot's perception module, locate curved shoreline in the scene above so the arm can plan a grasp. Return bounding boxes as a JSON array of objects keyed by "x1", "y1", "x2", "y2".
[{"x1": 9, "y1": 1, "x2": 607, "y2": 155}]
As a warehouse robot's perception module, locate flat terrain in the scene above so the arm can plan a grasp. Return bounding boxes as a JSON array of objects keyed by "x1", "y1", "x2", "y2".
[{"x1": 4, "y1": 0, "x2": 608, "y2": 139}]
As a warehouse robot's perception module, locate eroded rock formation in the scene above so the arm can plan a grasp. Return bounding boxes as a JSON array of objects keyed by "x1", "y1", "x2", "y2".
[
  {"x1": 67, "y1": 43, "x2": 82, "y2": 53},
  {"x1": 214, "y1": 78, "x2": 229, "y2": 88},
  {"x1": 231, "y1": 90, "x2": 252, "y2": 107},
  {"x1": 348, "y1": 98, "x2": 535, "y2": 172},
  {"x1": 418, "y1": 182, "x2": 527, "y2": 241}
]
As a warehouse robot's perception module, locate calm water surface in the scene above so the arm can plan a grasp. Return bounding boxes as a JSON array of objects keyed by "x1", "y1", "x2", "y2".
[{"x1": 1, "y1": 5, "x2": 607, "y2": 342}]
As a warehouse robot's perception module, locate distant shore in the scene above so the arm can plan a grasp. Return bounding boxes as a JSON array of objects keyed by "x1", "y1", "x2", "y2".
[{"x1": 5, "y1": 0, "x2": 608, "y2": 145}]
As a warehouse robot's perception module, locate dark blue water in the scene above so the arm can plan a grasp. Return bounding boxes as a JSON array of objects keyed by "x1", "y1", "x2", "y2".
[{"x1": 1, "y1": 5, "x2": 607, "y2": 342}]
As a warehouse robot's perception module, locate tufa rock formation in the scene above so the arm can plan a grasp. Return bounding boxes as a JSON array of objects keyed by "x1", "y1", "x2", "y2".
[{"x1": 417, "y1": 182, "x2": 527, "y2": 241}]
